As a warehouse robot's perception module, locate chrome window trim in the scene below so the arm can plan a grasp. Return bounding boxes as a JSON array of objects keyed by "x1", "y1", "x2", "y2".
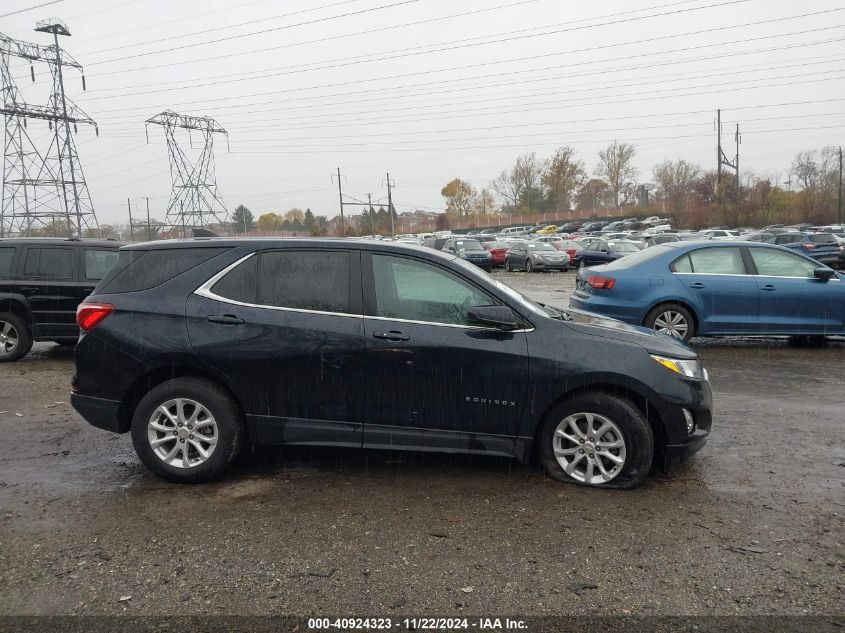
[
  {"x1": 195, "y1": 252, "x2": 536, "y2": 331},
  {"x1": 673, "y1": 272, "x2": 749, "y2": 277},
  {"x1": 194, "y1": 252, "x2": 362, "y2": 320}
]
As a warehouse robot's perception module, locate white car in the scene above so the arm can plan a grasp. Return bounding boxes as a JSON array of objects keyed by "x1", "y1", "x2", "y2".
[{"x1": 700, "y1": 229, "x2": 742, "y2": 241}]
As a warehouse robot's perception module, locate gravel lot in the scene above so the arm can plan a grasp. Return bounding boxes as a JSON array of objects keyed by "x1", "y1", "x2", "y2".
[{"x1": 0, "y1": 269, "x2": 843, "y2": 619}]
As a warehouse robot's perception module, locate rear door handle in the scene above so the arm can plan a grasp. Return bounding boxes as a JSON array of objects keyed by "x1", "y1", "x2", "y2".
[
  {"x1": 373, "y1": 330, "x2": 410, "y2": 341},
  {"x1": 761, "y1": 285, "x2": 776, "y2": 292},
  {"x1": 207, "y1": 314, "x2": 244, "y2": 325},
  {"x1": 690, "y1": 282, "x2": 705, "y2": 289}
]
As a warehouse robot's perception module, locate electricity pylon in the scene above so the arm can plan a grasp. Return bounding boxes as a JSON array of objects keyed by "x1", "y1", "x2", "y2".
[
  {"x1": 145, "y1": 110, "x2": 229, "y2": 233},
  {"x1": 0, "y1": 20, "x2": 99, "y2": 237}
]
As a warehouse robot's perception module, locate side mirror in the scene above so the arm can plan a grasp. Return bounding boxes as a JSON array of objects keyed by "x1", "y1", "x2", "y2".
[
  {"x1": 600, "y1": 248, "x2": 608, "y2": 253},
  {"x1": 814, "y1": 267, "x2": 835, "y2": 282},
  {"x1": 467, "y1": 305, "x2": 520, "y2": 330}
]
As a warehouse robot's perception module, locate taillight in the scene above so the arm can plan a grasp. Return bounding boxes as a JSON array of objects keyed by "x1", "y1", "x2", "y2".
[
  {"x1": 586, "y1": 275, "x2": 616, "y2": 290},
  {"x1": 801, "y1": 242, "x2": 815, "y2": 249},
  {"x1": 76, "y1": 303, "x2": 114, "y2": 332}
]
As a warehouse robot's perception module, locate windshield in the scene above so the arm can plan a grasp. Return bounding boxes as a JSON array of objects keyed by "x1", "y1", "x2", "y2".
[
  {"x1": 609, "y1": 242, "x2": 641, "y2": 253},
  {"x1": 809, "y1": 234, "x2": 836, "y2": 244},
  {"x1": 455, "y1": 240, "x2": 484, "y2": 251},
  {"x1": 527, "y1": 243, "x2": 557, "y2": 251}
]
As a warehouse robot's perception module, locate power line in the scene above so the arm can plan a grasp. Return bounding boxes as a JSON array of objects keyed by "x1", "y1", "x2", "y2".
[
  {"x1": 83, "y1": 0, "x2": 537, "y2": 60},
  {"x1": 87, "y1": 0, "x2": 424, "y2": 65},
  {"x1": 73, "y1": 0, "x2": 686, "y2": 77},
  {"x1": 0, "y1": 1, "x2": 63, "y2": 19},
  {"x1": 77, "y1": 18, "x2": 845, "y2": 102},
  {"x1": 80, "y1": 28, "x2": 844, "y2": 118},
  {"x1": 95, "y1": 55, "x2": 845, "y2": 131}
]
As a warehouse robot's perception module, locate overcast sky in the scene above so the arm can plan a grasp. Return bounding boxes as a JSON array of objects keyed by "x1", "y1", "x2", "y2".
[{"x1": 3, "y1": 0, "x2": 843, "y2": 226}]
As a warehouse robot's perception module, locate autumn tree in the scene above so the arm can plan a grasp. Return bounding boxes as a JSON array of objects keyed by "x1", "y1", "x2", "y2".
[
  {"x1": 303, "y1": 208, "x2": 315, "y2": 232},
  {"x1": 542, "y1": 146, "x2": 586, "y2": 213},
  {"x1": 440, "y1": 178, "x2": 476, "y2": 218},
  {"x1": 596, "y1": 141, "x2": 638, "y2": 209},
  {"x1": 257, "y1": 212, "x2": 283, "y2": 231}
]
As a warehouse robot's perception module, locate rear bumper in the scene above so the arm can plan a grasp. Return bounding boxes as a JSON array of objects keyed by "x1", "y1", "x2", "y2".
[{"x1": 71, "y1": 392, "x2": 125, "y2": 433}]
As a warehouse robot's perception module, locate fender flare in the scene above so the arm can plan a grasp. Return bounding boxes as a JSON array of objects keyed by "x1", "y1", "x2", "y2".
[{"x1": 0, "y1": 293, "x2": 33, "y2": 321}]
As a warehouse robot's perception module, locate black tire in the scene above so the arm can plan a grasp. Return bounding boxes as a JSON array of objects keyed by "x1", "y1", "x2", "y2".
[
  {"x1": 505, "y1": 258, "x2": 512, "y2": 272},
  {"x1": 526, "y1": 259, "x2": 533, "y2": 273},
  {"x1": 539, "y1": 392, "x2": 653, "y2": 489},
  {"x1": 0, "y1": 312, "x2": 33, "y2": 362},
  {"x1": 578, "y1": 259, "x2": 585, "y2": 269},
  {"x1": 131, "y1": 377, "x2": 243, "y2": 483},
  {"x1": 643, "y1": 303, "x2": 695, "y2": 343}
]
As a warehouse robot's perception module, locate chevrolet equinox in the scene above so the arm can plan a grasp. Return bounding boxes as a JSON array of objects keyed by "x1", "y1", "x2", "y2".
[{"x1": 71, "y1": 239, "x2": 712, "y2": 488}]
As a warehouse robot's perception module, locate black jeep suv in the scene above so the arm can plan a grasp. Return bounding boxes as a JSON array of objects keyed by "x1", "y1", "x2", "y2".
[
  {"x1": 71, "y1": 238, "x2": 712, "y2": 488},
  {"x1": 0, "y1": 238, "x2": 122, "y2": 361}
]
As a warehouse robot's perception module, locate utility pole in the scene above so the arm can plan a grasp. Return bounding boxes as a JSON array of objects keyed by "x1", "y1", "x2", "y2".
[
  {"x1": 127, "y1": 198, "x2": 134, "y2": 242},
  {"x1": 386, "y1": 172, "x2": 395, "y2": 238},
  {"x1": 143, "y1": 196, "x2": 152, "y2": 240},
  {"x1": 838, "y1": 146, "x2": 842, "y2": 225},
  {"x1": 367, "y1": 193, "x2": 374, "y2": 236},
  {"x1": 335, "y1": 167, "x2": 345, "y2": 236},
  {"x1": 716, "y1": 109, "x2": 739, "y2": 204}
]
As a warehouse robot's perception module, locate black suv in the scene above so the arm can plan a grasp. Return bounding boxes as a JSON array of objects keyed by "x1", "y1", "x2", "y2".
[
  {"x1": 71, "y1": 239, "x2": 712, "y2": 487},
  {"x1": 0, "y1": 237, "x2": 122, "y2": 361}
]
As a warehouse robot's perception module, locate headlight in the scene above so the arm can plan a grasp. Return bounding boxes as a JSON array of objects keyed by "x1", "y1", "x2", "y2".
[{"x1": 651, "y1": 355, "x2": 708, "y2": 380}]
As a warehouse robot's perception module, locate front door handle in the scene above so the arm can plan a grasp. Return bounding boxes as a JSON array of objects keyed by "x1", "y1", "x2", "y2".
[
  {"x1": 207, "y1": 314, "x2": 244, "y2": 325},
  {"x1": 373, "y1": 330, "x2": 410, "y2": 341},
  {"x1": 761, "y1": 285, "x2": 776, "y2": 292},
  {"x1": 690, "y1": 282, "x2": 705, "y2": 289}
]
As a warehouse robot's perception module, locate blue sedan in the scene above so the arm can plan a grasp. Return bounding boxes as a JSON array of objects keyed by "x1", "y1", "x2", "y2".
[{"x1": 569, "y1": 241, "x2": 844, "y2": 342}]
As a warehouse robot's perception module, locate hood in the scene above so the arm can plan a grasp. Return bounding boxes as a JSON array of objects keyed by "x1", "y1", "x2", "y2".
[{"x1": 561, "y1": 307, "x2": 698, "y2": 359}]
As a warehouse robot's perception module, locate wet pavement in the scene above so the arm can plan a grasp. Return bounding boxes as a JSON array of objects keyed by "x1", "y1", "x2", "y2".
[{"x1": 0, "y1": 270, "x2": 843, "y2": 617}]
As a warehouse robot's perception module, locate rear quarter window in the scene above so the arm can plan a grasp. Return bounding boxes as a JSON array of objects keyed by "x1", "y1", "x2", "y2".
[
  {"x1": 809, "y1": 234, "x2": 836, "y2": 244},
  {"x1": 99, "y1": 248, "x2": 228, "y2": 293}
]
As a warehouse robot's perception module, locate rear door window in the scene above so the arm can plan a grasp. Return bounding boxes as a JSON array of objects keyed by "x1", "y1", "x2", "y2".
[
  {"x1": 257, "y1": 250, "x2": 350, "y2": 314},
  {"x1": 686, "y1": 247, "x2": 746, "y2": 274},
  {"x1": 0, "y1": 247, "x2": 14, "y2": 278},
  {"x1": 23, "y1": 248, "x2": 74, "y2": 279}
]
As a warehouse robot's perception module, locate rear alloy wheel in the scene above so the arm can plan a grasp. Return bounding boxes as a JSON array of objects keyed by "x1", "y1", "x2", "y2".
[
  {"x1": 540, "y1": 392, "x2": 653, "y2": 489},
  {"x1": 526, "y1": 259, "x2": 533, "y2": 273},
  {"x1": 505, "y1": 258, "x2": 513, "y2": 272},
  {"x1": 0, "y1": 313, "x2": 32, "y2": 362},
  {"x1": 131, "y1": 377, "x2": 242, "y2": 483},
  {"x1": 645, "y1": 303, "x2": 694, "y2": 343}
]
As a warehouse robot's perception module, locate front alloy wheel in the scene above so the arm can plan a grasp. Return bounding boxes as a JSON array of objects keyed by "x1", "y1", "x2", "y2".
[
  {"x1": 552, "y1": 412, "x2": 626, "y2": 484},
  {"x1": 540, "y1": 392, "x2": 653, "y2": 489}
]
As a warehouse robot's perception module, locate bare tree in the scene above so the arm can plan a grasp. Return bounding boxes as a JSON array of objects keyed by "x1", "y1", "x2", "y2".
[
  {"x1": 473, "y1": 188, "x2": 497, "y2": 218},
  {"x1": 492, "y1": 152, "x2": 545, "y2": 213},
  {"x1": 542, "y1": 146, "x2": 585, "y2": 213},
  {"x1": 596, "y1": 141, "x2": 638, "y2": 209},
  {"x1": 652, "y1": 159, "x2": 700, "y2": 223},
  {"x1": 791, "y1": 146, "x2": 839, "y2": 222}
]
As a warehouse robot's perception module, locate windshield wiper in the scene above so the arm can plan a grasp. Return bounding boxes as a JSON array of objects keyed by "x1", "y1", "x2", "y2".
[{"x1": 539, "y1": 302, "x2": 573, "y2": 321}]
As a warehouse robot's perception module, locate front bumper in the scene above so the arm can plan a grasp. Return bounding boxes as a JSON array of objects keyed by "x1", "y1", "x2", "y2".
[
  {"x1": 531, "y1": 259, "x2": 568, "y2": 270},
  {"x1": 71, "y1": 392, "x2": 125, "y2": 433},
  {"x1": 662, "y1": 407, "x2": 712, "y2": 470}
]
